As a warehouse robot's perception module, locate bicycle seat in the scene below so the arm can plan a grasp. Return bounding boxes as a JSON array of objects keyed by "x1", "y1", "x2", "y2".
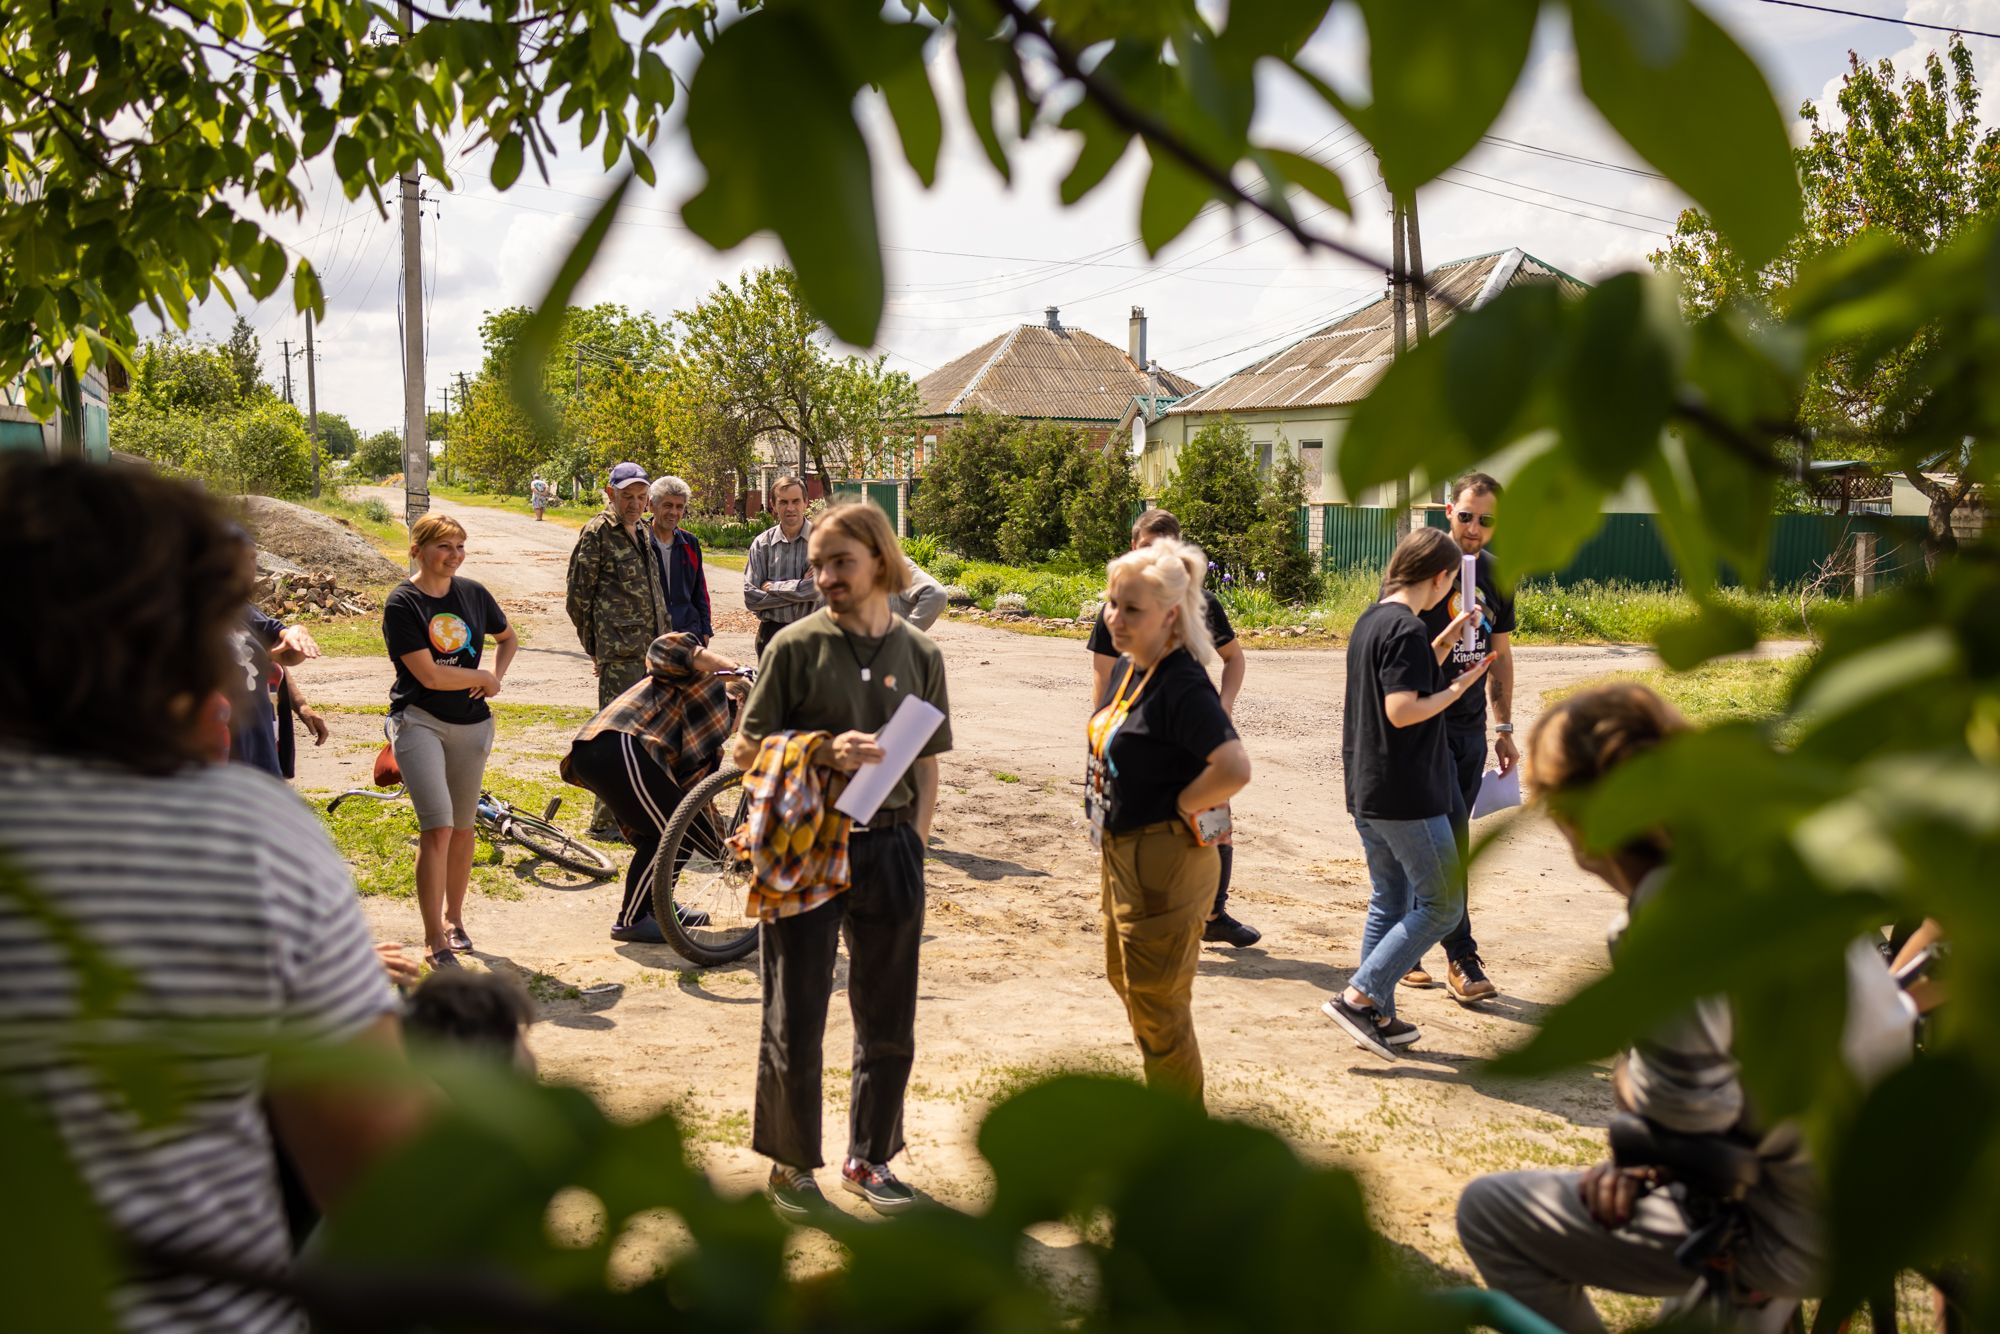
[{"x1": 1608, "y1": 1113, "x2": 1762, "y2": 1201}]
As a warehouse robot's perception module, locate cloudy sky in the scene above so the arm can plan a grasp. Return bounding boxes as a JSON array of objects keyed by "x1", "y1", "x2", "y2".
[{"x1": 182, "y1": 1, "x2": 2000, "y2": 436}]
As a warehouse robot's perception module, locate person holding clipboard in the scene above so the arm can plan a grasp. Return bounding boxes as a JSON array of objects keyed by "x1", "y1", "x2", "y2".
[
  {"x1": 730, "y1": 500, "x2": 951, "y2": 1219},
  {"x1": 1086, "y1": 538, "x2": 1252, "y2": 1106}
]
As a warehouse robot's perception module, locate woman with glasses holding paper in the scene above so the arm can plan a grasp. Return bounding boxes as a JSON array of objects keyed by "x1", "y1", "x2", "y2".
[
  {"x1": 1322, "y1": 527, "x2": 1492, "y2": 1062},
  {"x1": 729, "y1": 499, "x2": 951, "y2": 1219},
  {"x1": 1086, "y1": 538, "x2": 1252, "y2": 1106}
]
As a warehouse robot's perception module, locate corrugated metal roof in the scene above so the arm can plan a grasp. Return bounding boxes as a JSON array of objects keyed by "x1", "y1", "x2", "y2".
[
  {"x1": 918, "y1": 322, "x2": 1199, "y2": 423},
  {"x1": 1166, "y1": 249, "x2": 1589, "y2": 418}
]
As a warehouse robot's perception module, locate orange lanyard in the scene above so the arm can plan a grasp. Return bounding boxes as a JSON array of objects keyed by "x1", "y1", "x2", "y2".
[{"x1": 1088, "y1": 661, "x2": 1156, "y2": 762}]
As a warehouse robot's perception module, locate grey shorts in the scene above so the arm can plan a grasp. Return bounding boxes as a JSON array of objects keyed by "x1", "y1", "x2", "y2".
[{"x1": 391, "y1": 707, "x2": 495, "y2": 831}]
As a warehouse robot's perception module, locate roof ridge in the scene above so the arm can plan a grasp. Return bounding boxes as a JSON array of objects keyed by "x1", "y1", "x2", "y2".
[{"x1": 947, "y1": 324, "x2": 1023, "y2": 414}]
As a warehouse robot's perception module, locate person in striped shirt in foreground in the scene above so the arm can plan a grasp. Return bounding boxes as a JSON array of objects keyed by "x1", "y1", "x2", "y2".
[{"x1": 0, "y1": 459, "x2": 426, "y2": 1334}]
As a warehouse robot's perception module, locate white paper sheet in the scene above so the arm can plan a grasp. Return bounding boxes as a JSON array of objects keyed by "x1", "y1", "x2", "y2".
[
  {"x1": 1470, "y1": 765, "x2": 1521, "y2": 820},
  {"x1": 833, "y1": 694, "x2": 946, "y2": 825},
  {"x1": 1460, "y1": 553, "x2": 1479, "y2": 653}
]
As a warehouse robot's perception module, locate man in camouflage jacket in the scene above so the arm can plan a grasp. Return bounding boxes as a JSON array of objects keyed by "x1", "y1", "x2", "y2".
[{"x1": 566, "y1": 461, "x2": 668, "y2": 835}]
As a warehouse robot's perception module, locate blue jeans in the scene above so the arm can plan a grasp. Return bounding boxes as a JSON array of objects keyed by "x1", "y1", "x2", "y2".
[{"x1": 1350, "y1": 813, "x2": 1465, "y2": 1018}]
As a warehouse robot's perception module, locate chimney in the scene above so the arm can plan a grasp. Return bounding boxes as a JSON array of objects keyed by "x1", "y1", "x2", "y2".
[
  {"x1": 1044, "y1": 305, "x2": 1061, "y2": 331},
  {"x1": 1129, "y1": 306, "x2": 1147, "y2": 366}
]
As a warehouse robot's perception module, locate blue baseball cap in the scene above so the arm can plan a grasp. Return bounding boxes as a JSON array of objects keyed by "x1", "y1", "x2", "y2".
[{"x1": 609, "y1": 462, "x2": 650, "y2": 490}]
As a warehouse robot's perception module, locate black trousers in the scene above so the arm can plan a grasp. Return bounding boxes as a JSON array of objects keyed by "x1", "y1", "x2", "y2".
[
  {"x1": 1439, "y1": 728, "x2": 1487, "y2": 963},
  {"x1": 1212, "y1": 844, "x2": 1234, "y2": 916},
  {"x1": 755, "y1": 617, "x2": 784, "y2": 658},
  {"x1": 753, "y1": 823, "x2": 925, "y2": 1170},
  {"x1": 563, "y1": 731, "x2": 688, "y2": 928}
]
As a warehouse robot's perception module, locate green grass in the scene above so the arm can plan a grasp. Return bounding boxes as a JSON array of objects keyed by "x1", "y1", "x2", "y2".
[
  {"x1": 310, "y1": 626, "x2": 522, "y2": 660},
  {"x1": 301, "y1": 490, "x2": 408, "y2": 559},
  {"x1": 993, "y1": 771, "x2": 1019, "y2": 784},
  {"x1": 703, "y1": 550, "x2": 746, "y2": 572},
  {"x1": 1542, "y1": 654, "x2": 1810, "y2": 728},
  {"x1": 311, "y1": 756, "x2": 616, "y2": 900},
  {"x1": 944, "y1": 552, "x2": 1821, "y2": 648}
]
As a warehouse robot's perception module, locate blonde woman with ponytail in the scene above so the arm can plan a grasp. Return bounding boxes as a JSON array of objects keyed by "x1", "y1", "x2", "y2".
[{"x1": 1083, "y1": 538, "x2": 1251, "y2": 1104}]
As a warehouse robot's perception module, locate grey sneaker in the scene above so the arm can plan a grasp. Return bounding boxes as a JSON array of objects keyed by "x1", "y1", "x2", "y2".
[
  {"x1": 767, "y1": 1164, "x2": 826, "y2": 1218},
  {"x1": 1322, "y1": 996, "x2": 1397, "y2": 1061},
  {"x1": 841, "y1": 1158, "x2": 918, "y2": 1214}
]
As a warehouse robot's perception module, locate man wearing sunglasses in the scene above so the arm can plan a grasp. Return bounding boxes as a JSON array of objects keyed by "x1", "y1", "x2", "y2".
[{"x1": 1411, "y1": 472, "x2": 1516, "y2": 1004}]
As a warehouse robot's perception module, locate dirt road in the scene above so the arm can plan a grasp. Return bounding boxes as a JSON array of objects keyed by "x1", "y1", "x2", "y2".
[{"x1": 293, "y1": 488, "x2": 1689, "y2": 1289}]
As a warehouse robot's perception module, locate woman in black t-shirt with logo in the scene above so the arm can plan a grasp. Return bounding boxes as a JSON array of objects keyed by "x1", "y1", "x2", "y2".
[
  {"x1": 382, "y1": 513, "x2": 517, "y2": 970},
  {"x1": 1324, "y1": 528, "x2": 1491, "y2": 1060},
  {"x1": 1086, "y1": 538, "x2": 1252, "y2": 1105}
]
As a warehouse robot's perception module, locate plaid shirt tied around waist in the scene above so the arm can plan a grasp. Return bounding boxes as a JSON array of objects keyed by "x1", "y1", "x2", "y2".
[
  {"x1": 729, "y1": 731, "x2": 852, "y2": 922},
  {"x1": 562, "y1": 633, "x2": 733, "y2": 788}
]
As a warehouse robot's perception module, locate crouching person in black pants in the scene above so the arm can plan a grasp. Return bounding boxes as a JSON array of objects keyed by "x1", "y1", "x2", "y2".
[
  {"x1": 560, "y1": 632, "x2": 738, "y2": 943},
  {"x1": 731, "y1": 500, "x2": 952, "y2": 1218}
]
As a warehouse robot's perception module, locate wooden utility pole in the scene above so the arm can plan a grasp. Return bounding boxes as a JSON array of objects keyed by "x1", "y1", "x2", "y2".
[
  {"x1": 304, "y1": 312, "x2": 321, "y2": 498},
  {"x1": 278, "y1": 339, "x2": 295, "y2": 405},
  {"x1": 398, "y1": 0, "x2": 428, "y2": 530},
  {"x1": 1405, "y1": 193, "x2": 1431, "y2": 342},
  {"x1": 1389, "y1": 191, "x2": 1412, "y2": 539}
]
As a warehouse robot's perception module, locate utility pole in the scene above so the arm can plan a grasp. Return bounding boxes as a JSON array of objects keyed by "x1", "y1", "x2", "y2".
[
  {"x1": 398, "y1": 0, "x2": 428, "y2": 531},
  {"x1": 304, "y1": 312, "x2": 321, "y2": 498},
  {"x1": 278, "y1": 339, "x2": 295, "y2": 406},
  {"x1": 1388, "y1": 189, "x2": 1412, "y2": 539}
]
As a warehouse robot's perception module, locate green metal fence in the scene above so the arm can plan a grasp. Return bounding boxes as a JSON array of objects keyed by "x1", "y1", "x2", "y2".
[
  {"x1": 830, "y1": 480, "x2": 904, "y2": 534},
  {"x1": 1305, "y1": 506, "x2": 1930, "y2": 587}
]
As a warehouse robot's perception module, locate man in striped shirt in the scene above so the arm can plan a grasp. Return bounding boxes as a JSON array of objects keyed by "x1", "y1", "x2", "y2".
[
  {"x1": 1, "y1": 460, "x2": 425, "y2": 1333},
  {"x1": 743, "y1": 474, "x2": 818, "y2": 657}
]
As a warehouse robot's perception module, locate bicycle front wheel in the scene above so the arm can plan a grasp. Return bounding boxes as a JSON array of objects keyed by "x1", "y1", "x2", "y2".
[
  {"x1": 506, "y1": 813, "x2": 618, "y2": 877},
  {"x1": 651, "y1": 767, "x2": 758, "y2": 966}
]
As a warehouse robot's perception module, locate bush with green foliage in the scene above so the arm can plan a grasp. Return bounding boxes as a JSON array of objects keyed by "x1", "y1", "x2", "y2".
[
  {"x1": 353, "y1": 430, "x2": 405, "y2": 481},
  {"x1": 1157, "y1": 419, "x2": 1263, "y2": 575},
  {"x1": 112, "y1": 397, "x2": 313, "y2": 498},
  {"x1": 908, "y1": 410, "x2": 1018, "y2": 559},
  {"x1": 1067, "y1": 445, "x2": 1144, "y2": 568},
  {"x1": 1244, "y1": 456, "x2": 1319, "y2": 602},
  {"x1": 901, "y1": 532, "x2": 941, "y2": 567},
  {"x1": 682, "y1": 513, "x2": 775, "y2": 549},
  {"x1": 994, "y1": 421, "x2": 1093, "y2": 565}
]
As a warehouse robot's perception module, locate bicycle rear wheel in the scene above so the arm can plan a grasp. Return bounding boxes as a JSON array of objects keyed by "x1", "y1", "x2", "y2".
[
  {"x1": 651, "y1": 767, "x2": 758, "y2": 966},
  {"x1": 506, "y1": 813, "x2": 618, "y2": 877}
]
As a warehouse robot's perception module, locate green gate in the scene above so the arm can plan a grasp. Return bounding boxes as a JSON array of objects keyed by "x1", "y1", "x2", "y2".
[{"x1": 830, "y1": 480, "x2": 903, "y2": 534}]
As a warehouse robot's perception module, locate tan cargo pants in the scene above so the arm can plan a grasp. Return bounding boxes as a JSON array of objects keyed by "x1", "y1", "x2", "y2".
[{"x1": 1100, "y1": 819, "x2": 1217, "y2": 1105}]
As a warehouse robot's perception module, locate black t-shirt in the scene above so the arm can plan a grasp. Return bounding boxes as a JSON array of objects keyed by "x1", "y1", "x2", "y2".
[
  {"x1": 1343, "y1": 601, "x2": 1451, "y2": 821},
  {"x1": 1417, "y1": 548, "x2": 1515, "y2": 732},
  {"x1": 1092, "y1": 648, "x2": 1238, "y2": 834},
  {"x1": 1087, "y1": 591, "x2": 1235, "y2": 656},
  {"x1": 383, "y1": 578, "x2": 507, "y2": 724}
]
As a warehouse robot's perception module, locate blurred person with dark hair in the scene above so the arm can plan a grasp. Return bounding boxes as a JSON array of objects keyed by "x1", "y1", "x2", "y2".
[
  {"x1": 1323, "y1": 527, "x2": 1491, "y2": 1060},
  {"x1": 0, "y1": 459, "x2": 424, "y2": 1332},
  {"x1": 1456, "y1": 684, "x2": 1820, "y2": 1331},
  {"x1": 404, "y1": 969, "x2": 537, "y2": 1072}
]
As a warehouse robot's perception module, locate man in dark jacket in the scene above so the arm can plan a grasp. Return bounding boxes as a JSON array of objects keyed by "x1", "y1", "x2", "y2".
[{"x1": 648, "y1": 475, "x2": 713, "y2": 644}]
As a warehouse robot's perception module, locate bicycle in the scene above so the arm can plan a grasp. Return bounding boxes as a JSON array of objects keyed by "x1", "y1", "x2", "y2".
[
  {"x1": 647, "y1": 666, "x2": 761, "y2": 966},
  {"x1": 328, "y1": 785, "x2": 618, "y2": 879}
]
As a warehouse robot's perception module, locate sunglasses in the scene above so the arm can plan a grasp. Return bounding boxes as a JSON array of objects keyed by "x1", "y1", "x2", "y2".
[{"x1": 1455, "y1": 512, "x2": 1496, "y2": 529}]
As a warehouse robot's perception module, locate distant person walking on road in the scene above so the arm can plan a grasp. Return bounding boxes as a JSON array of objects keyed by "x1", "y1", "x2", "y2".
[
  {"x1": 1408, "y1": 472, "x2": 1516, "y2": 1004},
  {"x1": 648, "y1": 475, "x2": 714, "y2": 644},
  {"x1": 530, "y1": 477, "x2": 550, "y2": 521},
  {"x1": 1086, "y1": 537, "x2": 1251, "y2": 1105},
  {"x1": 1323, "y1": 527, "x2": 1490, "y2": 1061},
  {"x1": 731, "y1": 500, "x2": 952, "y2": 1218},
  {"x1": 384, "y1": 513, "x2": 517, "y2": 971},
  {"x1": 1086, "y1": 509, "x2": 1260, "y2": 949},
  {"x1": 567, "y1": 461, "x2": 669, "y2": 837},
  {"x1": 743, "y1": 474, "x2": 817, "y2": 657}
]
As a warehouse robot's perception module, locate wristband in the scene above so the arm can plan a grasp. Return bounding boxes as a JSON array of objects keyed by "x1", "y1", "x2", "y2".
[{"x1": 1494, "y1": 723, "x2": 1515, "y2": 735}]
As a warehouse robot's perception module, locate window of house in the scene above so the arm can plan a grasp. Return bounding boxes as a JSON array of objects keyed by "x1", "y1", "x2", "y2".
[
  {"x1": 1299, "y1": 440, "x2": 1323, "y2": 492},
  {"x1": 1254, "y1": 441, "x2": 1273, "y2": 479}
]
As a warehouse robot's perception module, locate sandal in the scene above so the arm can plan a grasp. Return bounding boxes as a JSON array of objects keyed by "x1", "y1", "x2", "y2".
[
  {"x1": 446, "y1": 925, "x2": 473, "y2": 953},
  {"x1": 424, "y1": 948, "x2": 461, "y2": 971}
]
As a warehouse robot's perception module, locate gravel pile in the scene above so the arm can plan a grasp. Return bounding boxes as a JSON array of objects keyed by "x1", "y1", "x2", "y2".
[{"x1": 240, "y1": 495, "x2": 403, "y2": 589}]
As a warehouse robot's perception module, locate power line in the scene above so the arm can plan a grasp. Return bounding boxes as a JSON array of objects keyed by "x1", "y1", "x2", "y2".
[
  {"x1": 1440, "y1": 166, "x2": 1679, "y2": 225},
  {"x1": 1751, "y1": 0, "x2": 2000, "y2": 40},
  {"x1": 1478, "y1": 135, "x2": 1667, "y2": 180},
  {"x1": 1431, "y1": 175, "x2": 1674, "y2": 235}
]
